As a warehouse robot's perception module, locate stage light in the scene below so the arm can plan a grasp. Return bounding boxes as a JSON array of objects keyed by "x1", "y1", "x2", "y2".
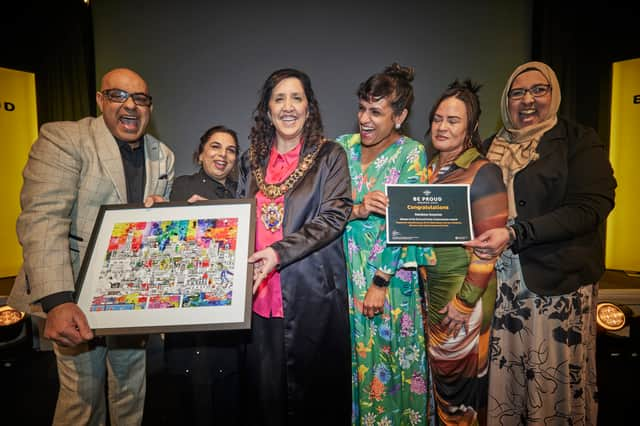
[{"x1": 596, "y1": 302, "x2": 631, "y2": 331}]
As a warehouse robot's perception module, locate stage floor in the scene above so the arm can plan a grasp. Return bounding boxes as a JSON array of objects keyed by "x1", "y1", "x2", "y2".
[{"x1": 1, "y1": 272, "x2": 639, "y2": 424}]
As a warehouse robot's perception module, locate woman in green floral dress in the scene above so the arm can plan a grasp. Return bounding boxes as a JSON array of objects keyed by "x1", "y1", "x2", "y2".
[{"x1": 337, "y1": 63, "x2": 434, "y2": 426}]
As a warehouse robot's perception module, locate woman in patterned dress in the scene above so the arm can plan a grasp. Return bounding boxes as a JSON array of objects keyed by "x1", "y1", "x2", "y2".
[
  {"x1": 465, "y1": 61, "x2": 616, "y2": 425},
  {"x1": 337, "y1": 63, "x2": 433, "y2": 426},
  {"x1": 420, "y1": 80, "x2": 508, "y2": 425}
]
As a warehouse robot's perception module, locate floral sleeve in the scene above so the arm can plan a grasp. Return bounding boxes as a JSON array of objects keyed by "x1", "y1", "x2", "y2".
[{"x1": 368, "y1": 142, "x2": 430, "y2": 274}]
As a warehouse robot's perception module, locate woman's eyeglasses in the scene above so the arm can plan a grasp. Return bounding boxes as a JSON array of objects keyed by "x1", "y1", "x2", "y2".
[{"x1": 508, "y1": 84, "x2": 551, "y2": 100}]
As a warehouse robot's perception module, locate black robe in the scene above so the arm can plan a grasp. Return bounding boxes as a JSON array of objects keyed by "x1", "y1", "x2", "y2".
[{"x1": 238, "y1": 140, "x2": 352, "y2": 425}]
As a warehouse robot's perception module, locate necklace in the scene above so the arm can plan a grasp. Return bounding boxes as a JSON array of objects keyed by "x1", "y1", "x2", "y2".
[{"x1": 250, "y1": 141, "x2": 323, "y2": 232}]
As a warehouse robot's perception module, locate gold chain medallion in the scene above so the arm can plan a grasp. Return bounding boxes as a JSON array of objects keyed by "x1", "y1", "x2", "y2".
[{"x1": 250, "y1": 142, "x2": 323, "y2": 232}]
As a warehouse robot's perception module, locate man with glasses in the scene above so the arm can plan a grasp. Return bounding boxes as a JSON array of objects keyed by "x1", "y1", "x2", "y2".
[{"x1": 9, "y1": 68, "x2": 174, "y2": 425}]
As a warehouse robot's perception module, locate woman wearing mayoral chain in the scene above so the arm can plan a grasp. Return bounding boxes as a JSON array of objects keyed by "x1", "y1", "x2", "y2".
[{"x1": 238, "y1": 68, "x2": 352, "y2": 425}]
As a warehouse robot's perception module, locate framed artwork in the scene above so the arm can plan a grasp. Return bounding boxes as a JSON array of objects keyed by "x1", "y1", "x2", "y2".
[{"x1": 75, "y1": 199, "x2": 255, "y2": 335}]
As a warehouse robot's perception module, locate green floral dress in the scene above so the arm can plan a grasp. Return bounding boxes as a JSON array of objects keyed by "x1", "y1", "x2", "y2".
[{"x1": 337, "y1": 134, "x2": 435, "y2": 426}]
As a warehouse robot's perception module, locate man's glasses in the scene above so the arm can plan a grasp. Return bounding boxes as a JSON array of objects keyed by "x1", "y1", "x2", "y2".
[
  {"x1": 101, "y1": 89, "x2": 152, "y2": 107},
  {"x1": 507, "y1": 84, "x2": 551, "y2": 100}
]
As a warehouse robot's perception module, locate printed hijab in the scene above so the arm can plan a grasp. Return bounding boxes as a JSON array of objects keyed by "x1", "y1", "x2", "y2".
[{"x1": 486, "y1": 61, "x2": 561, "y2": 218}]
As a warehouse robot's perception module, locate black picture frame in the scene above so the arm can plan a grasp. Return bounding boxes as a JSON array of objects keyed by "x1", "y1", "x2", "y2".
[{"x1": 75, "y1": 199, "x2": 255, "y2": 335}]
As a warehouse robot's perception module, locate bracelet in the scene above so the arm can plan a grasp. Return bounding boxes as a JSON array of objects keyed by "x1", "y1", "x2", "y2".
[
  {"x1": 351, "y1": 204, "x2": 363, "y2": 221},
  {"x1": 372, "y1": 275, "x2": 390, "y2": 288},
  {"x1": 452, "y1": 295, "x2": 474, "y2": 315},
  {"x1": 506, "y1": 225, "x2": 516, "y2": 245}
]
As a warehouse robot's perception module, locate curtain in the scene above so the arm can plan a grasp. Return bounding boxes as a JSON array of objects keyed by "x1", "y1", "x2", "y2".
[
  {"x1": 531, "y1": 1, "x2": 640, "y2": 147},
  {"x1": 1, "y1": 0, "x2": 95, "y2": 125}
]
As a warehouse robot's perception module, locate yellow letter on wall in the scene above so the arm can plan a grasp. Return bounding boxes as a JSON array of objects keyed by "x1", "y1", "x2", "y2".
[
  {"x1": 606, "y1": 58, "x2": 640, "y2": 272},
  {"x1": 0, "y1": 67, "x2": 38, "y2": 278}
]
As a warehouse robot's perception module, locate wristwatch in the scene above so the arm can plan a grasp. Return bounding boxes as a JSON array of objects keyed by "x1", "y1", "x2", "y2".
[{"x1": 372, "y1": 274, "x2": 390, "y2": 288}]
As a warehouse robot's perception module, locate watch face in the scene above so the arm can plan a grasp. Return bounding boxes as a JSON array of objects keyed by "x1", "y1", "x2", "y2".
[{"x1": 596, "y1": 302, "x2": 626, "y2": 331}]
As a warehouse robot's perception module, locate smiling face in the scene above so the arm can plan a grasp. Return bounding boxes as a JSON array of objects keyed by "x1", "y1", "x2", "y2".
[
  {"x1": 508, "y1": 70, "x2": 552, "y2": 129},
  {"x1": 431, "y1": 96, "x2": 468, "y2": 158},
  {"x1": 96, "y1": 68, "x2": 152, "y2": 144},
  {"x1": 357, "y1": 96, "x2": 406, "y2": 148},
  {"x1": 199, "y1": 131, "x2": 238, "y2": 184},
  {"x1": 268, "y1": 77, "x2": 309, "y2": 147}
]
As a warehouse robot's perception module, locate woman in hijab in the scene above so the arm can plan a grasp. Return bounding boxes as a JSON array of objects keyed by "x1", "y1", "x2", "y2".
[{"x1": 465, "y1": 61, "x2": 616, "y2": 424}]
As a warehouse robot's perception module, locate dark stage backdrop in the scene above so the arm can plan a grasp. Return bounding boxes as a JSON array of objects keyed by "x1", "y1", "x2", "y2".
[{"x1": 92, "y1": 0, "x2": 532, "y2": 176}]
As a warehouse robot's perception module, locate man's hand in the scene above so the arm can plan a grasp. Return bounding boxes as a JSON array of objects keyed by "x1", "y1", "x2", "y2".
[{"x1": 44, "y1": 302, "x2": 94, "y2": 347}]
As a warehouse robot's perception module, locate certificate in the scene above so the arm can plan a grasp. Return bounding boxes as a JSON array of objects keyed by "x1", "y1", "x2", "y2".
[{"x1": 386, "y1": 184, "x2": 473, "y2": 244}]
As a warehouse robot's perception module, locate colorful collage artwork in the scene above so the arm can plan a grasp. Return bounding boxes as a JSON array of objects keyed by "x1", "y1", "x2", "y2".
[{"x1": 89, "y1": 217, "x2": 238, "y2": 312}]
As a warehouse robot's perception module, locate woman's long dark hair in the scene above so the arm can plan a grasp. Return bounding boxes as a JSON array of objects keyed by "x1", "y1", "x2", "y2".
[{"x1": 249, "y1": 68, "x2": 324, "y2": 170}]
